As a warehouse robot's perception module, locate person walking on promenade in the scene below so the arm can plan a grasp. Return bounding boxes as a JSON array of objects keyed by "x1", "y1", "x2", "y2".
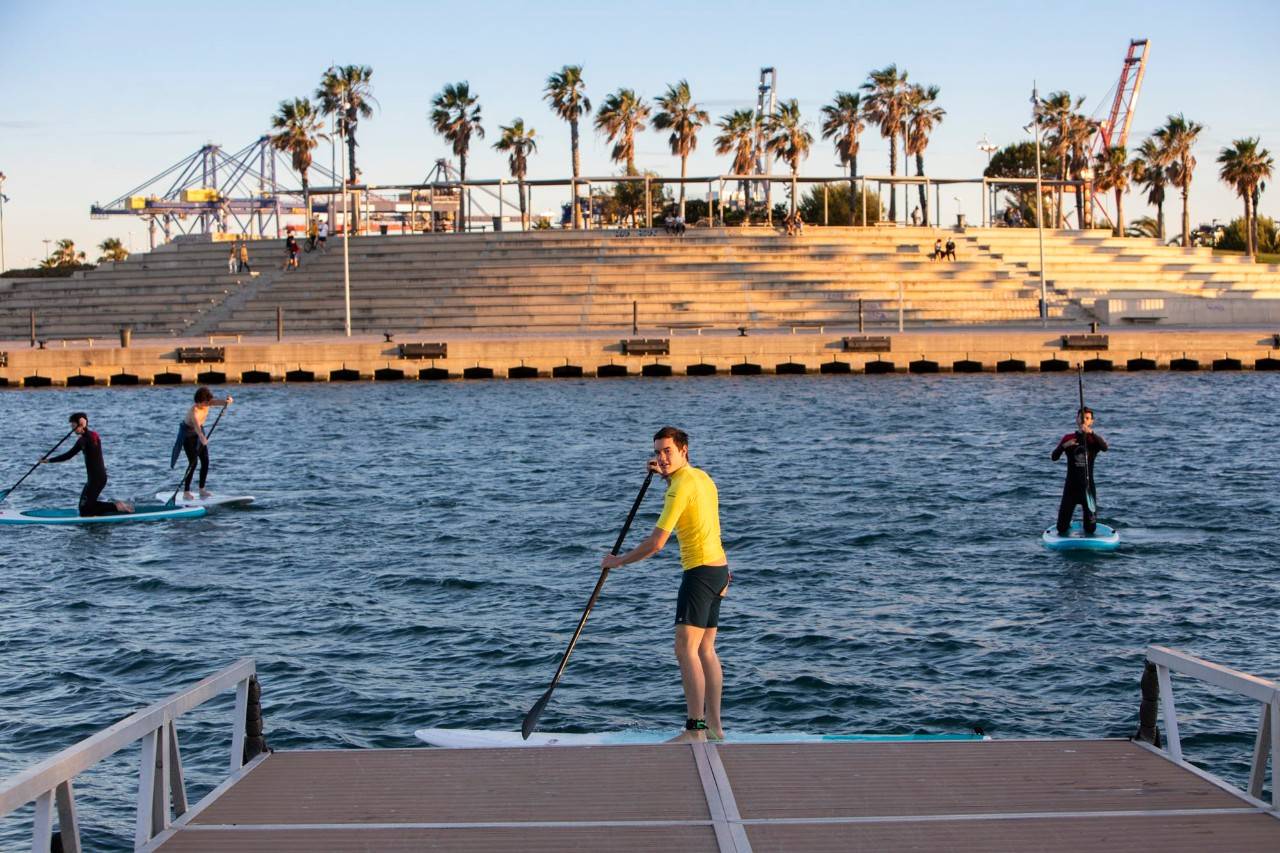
[
  {"x1": 282, "y1": 234, "x2": 300, "y2": 270},
  {"x1": 238, "y1": 240, "x2": 252, "y2": 274},
  {"x1": 174, "y1": 387, "x2": 233, "y2": 500},
  {"x1": 305, "y1": 218, "x2": 319, "y2": 252},
  {"x1": 316, "y1": 219, "x2": 329, "y2": 253},
  {"x1": 228, "y1": 240, "x2": 239, "y2": 274},
  {"x1": 40, "y1": 413, "x2": 134, "y2": 516},
  {"x1": 1051, "y1": 406, "x2": 1108, "y2": 535},
  {"x1": 601, "y1": 426, "x2": 731, "y2": 743}
]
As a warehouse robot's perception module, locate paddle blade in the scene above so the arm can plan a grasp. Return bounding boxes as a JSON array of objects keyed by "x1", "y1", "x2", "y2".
[
  {"x1": 522, "y1": 688, "x2": 554, "y2": 740},
  {"x1": 0, "y1": 488, "x2": 9, "y2": 503}
]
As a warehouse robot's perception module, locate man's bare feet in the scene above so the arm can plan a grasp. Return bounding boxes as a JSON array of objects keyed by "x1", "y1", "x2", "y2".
[
  {"x1": 665, "y1": 729, "x2": 707, "y2": 744},
  {"x1": 199, "y1": 488, "x2": 213, "y2": 498},
  {"x1": 115, "y1": 501, "x2": 135, "y2": 513},
  {"x1": 184, "y1": 492, "x2": 195, "y2": 501}
]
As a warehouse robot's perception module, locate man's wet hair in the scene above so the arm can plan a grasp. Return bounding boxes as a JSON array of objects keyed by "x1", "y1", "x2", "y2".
[
  {"x1": 194, "y1": 386, "x2": 213, "y2": 404},
  {"x1": 1078, "y1": 406, "x2": 1094, "y2": 418},
  {"x1": 68, "y1": 412, "x2": 87, "y2": 425},
  {"x1": 653, "y1": 426, "x2": 689, "y2": 451}
]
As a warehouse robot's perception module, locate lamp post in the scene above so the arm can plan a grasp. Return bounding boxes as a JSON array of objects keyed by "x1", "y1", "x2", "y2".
[
  {"x1": 340, "y1": 101, "x2": 352, "y2": 337},
  {"x1": 1030, "y1": 86, "x2": 1048, "y2": 328},
  {"x1": 42, "y1": 238, "x2": 51, "y2": 264},
  {"x1": 0, "y1": 171, "x2": 8, "y2": 273},
  {"x1": 977, "y1": 136, "x2": 997, "y2": 225},
  {"x1": 1078, "y1": 164, "x2": 1094, "y2": 230}
]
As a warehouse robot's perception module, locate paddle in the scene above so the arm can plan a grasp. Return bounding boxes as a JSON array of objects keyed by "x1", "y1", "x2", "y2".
[
  {"x1": 165, "y1": 404, "x2": 229, "y2": 507},
  {"x1": 1077, "y1": 366, "x2": 1097, "y2": 515},
  {"x1": 0, "y1": 428, "x2": 75, "y2": 504},
  {"x1": 522, "y1": 470, "x2": 655, "y2": 740}
]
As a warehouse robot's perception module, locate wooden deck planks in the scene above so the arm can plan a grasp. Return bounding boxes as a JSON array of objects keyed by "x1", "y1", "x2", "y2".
[
  {"x1": 718, "y1": 739, "x2": 1250, "y2": 818},
  {"x1": 152, "y1": 739, "x2": 1280, "y2": 852}
]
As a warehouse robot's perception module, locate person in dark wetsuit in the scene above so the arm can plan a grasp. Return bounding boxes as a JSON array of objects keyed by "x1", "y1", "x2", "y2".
[
  {"x1": 40, "y1": 413, "x2": 134, "y2": 516},
  {"x1": 1051, "y1": 406, "x2": 1107, "y2": 535},
  {"x1": 178, "y1": 386, "x2": 232, "y2": 499}
]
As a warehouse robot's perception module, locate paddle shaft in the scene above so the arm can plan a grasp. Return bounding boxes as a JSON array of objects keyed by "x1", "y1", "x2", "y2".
[
  {"x1": 1077, "y1": 367, "x2": 1097, "y2": 513},
  {"x1": 522, "y1": 470, "x2": 655, "y2": 739},
  {"x1": 0, "y1": 429, "x2": 75, "y2": 504},
  {"x1": 167, "y1": 405, "x2": 228, "y2": 506}
]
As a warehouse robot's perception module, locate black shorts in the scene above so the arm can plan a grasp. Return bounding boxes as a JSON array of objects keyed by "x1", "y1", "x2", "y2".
[{"x1": 675, "y1": 565, "x2": 730, "y2": 629}]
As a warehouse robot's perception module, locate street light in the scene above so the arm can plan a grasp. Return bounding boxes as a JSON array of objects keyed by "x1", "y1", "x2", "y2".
[
  {"x1": 328, "y1": 64, "x2": 353, "y2": 338},
  {"x1": 1078, "y1": 164, "x2": 1095, "y2": 230},
  {"x1": 977, "y1": 136, "x2": 997, "y2": 226},
  {"x1": 1029, "y1": 85, "x2": 1048, "y2": 328},
  {"x1": 42, "y1": 238, "x2": 51, "y2": 263}
]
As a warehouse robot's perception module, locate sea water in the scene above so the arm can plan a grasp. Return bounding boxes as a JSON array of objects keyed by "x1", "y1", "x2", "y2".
[{"x1": 2, "y1": 373, "x2": 1277, "y2": 848}]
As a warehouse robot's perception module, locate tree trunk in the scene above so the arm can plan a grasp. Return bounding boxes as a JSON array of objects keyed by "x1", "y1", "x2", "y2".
[
  {"x1": 678, "y1": 154, "x2": 688, "y2": 221},
  {"x1": 570, "y1": 119, "x2": 582, "y2": 229},
  {"x1": 1244, "y1": 194, "x2": 1254, "y2": 258},
  {"x1": 458, "y1": 155, "x2": 467, "y2": 233},
  {"x1": 346, "y1": 111, "x2": 360, "y2": 234},
  {"x1": 1251, "y1": 186, "x2": 1261, "y2": 257},
  {"x1": 1155, "y1": 198, "x2": 1165, "y2": 241},
  {"x1": 915, "y1": 152, "x2": 928, "y2": 226},
  {"x1": 1181, "y1": 184, "x2": 1191, "y2": 248},
  {"x1": 849, "y1": 164, "x2": 857, "y2": 226},
  {"x1": 790, "y1": 166, "x2": 798, "y2": 218},
  {"x1": 887, "y1": 131, "x2": 898, "y2": 222},
  {"x1": 518, "y1": 177, "x2": 528, "y2": 231},
  {"x1": 1114, "y1": 187, "x2": 1124, "y2": 237}
]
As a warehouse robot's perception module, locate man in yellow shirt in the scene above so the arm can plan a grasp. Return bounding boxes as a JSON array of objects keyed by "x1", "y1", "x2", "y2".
[{"x1": 602, "y1": 426, "x2": 730, "y2": 742}]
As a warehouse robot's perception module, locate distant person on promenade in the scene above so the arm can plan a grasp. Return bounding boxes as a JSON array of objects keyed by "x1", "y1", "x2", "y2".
[
  {"x1": 945, "y1": 237, "x2": 956, "y2": 260},
  {"x1": 317, "y1": 219, "x2": 329, "y2": 253},
  {"x1": 174, "y1": 387, "x2": 233, "y2": 500},
  {"x1": 238, "y1": 241, "x2": 252, "y2": 274},
  {"x1": 283, "y1": 234, "x2": 300, "y2": 270},
  {"x1": 40, "y1": 413, "x2": 134, "y2": 516},
  {"x1": 228, "y1": 240, "x2": 239, "y2": 274},
  {"x1": 910, "y1": 207, "x2": 922, "y2": 226},
  {"x1": 601, "y1": 426, "x2": 731, "y2": 743},
  {"x1": 1051, "y1": 406, "x2": 1108, "y2": 535},
  {"x1": 930, "y1": 238, "x2": 943, "y2": 260}
]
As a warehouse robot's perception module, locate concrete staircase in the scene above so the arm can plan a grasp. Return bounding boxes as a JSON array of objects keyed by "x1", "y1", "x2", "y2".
[{"x1": 4, "y1": 227, "x2": 1279, "y2": 342}]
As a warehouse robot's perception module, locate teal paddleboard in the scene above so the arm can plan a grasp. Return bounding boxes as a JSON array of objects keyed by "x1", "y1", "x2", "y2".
[
  {"x1": 0, "y1": 504, "x2": 207, "y2": 525},
  {"x1": 415, "y1": 728, "x2": 987, "y2": 748},
  {"x1": 1042, "y1": 521, "x2": 1120, "y2": 551}
]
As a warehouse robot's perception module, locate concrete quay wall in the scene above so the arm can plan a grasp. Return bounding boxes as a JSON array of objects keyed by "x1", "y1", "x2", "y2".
[{"x1": 2, "y1": 328, "x2": 1279, "y2": 387}]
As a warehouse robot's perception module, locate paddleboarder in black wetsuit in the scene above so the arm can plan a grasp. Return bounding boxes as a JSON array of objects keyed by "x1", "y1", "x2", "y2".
[
  {"x1": 40, "y1": 413, "x2": 134, "y2": 516},
  {"x1": 1051, "y1": 406, "x2": 1107, "y2": 535}
]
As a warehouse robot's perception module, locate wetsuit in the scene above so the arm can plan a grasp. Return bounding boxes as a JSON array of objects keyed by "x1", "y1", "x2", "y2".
[
  {"x1": 656, "y1": 466, "x2": 729, "y2": 628},
  {"x1": 48, "y1": 431, "x2": 120, "y2": 516},
  {"x1": 180, "y1": 406, "x2": 211, "y2": 491},
  {"x1": 1051, "y1": 431, "x2": 1108, "y2": 534}
]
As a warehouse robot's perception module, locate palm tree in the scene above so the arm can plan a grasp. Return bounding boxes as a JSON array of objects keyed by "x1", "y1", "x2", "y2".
[
  {"x1": 860, "y1": 65, "x2": 911, "y2": 222},
  {"x1": 1126, "y1": 215, "x2": 1161, "y2": 239},
  {"x1": 1037, "y1": 91, "x2": 1086, "y2": 227},
  {"x1": 97, "y1": 237, "x2": 128, "y2": 263},
  {"x1": 715, "y1": 109, "x2": 760, "y2": 220},
  {"x1": 493, "y1": 119, "x2": 538, "y2": 230},
  {"x1": 904, "y1": 84, "x2": 945, "y2": 226},
  {"x1": 1131, "y1": 137, "x2": 1170, "y2": 240},
  {"x1": 595, "y1": 88, "x2": 650, "y2": 176},
  {"x1": 41, "y1": 239, "x2": 85, "y2": 268},
  {"x1": 820, "y1": 92, "x2": 866, "y2": 225},
  {"x1": 269, "y1": 97, "x2": 327, "y2": 215},
  {"x1": 652, "y1": 80, "x2": 709, "y2": 220},
  {"x1": 1065, "y1": 113, "x2": 1100, "y2": 227},
  {"x1": 1092, "y1": 146, "x2": 1132, "y2": 237},
  {"x1": 544, "y1": 65, "x2": 590, "y2": 229},
  {"x1": 315, "y1": 65, "x2": 377, "y2": 184},
  {"x1": 766, "y1": 99, "x2": 813, "y2": 218},
  {"x1": 1154, "y1": 113, "x2": 1204, "y2": 247},
  {"x1": 431, "y1": 82, "x2": 484, "y2": 233},
  {"x1": 1217, "y1": 137, "x2": 1274, "y2": 258}
]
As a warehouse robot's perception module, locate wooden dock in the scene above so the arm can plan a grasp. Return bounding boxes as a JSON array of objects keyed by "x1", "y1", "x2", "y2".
[{"x1": 144, "y1": 738, "x2": 1280, "y2": 852}]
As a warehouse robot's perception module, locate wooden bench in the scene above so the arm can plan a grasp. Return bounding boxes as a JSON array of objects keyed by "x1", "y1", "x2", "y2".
[
  {"x1": 1062, "y1": 333, "x2": 1109, "y2": 350},
  {"x1": 842, "y1": 335, "x2": 892, "y2": 353},
  {"x1": 1119, "y1": 316, "x2": 1166, "y2": 324},
  {"x1": 667, "y1": 323, "x2": 712, "y2": 336},
  {"x1": 622, "y1": 338, "x2": 670, "y2": 356},
  {"x1": 398, "y1": 342, "x2": 448, "y2": 359},
  {"x1": 207, "y1": 334, "x2": 243, "y2": 344},
  {"x1": 789, "y1": 322, "x2": 826, "y2": 334},
  {"x1": 176, "y1": 346, "x2": 226, "y2": 363}
]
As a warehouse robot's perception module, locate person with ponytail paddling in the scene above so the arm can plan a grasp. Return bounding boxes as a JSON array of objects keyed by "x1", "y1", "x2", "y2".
[{"x1": 601, "y1": 426, "x2": 731, "y2": 743}]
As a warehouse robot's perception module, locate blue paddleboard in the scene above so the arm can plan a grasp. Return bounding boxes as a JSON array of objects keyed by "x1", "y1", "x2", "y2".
[
  {"x1": 1042, "y1": 521, "x2": 1120, "y2": 551},
  {"x1": 0, "y1": 504, "x2": 207, "y2": 526}
]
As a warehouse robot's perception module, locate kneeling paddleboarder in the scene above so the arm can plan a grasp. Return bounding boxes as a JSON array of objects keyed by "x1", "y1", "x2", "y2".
[
  {"x1": 1051, "y1": 406, "x2": 1107, "y2": 535},
  {"x1": 41, "y1": 413, "x2": 134, "y2": 516},
  {"x1": 602, "y1": 426, "x2": 730, "y2": 743}
]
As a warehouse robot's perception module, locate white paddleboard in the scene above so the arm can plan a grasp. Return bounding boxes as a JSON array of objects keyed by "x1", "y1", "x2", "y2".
[
  {"x1": 0, "y1": 504, "x2": 206, "y2": 526},
  {"x1": 1042, "y1": 521, "x2": 1120, "y2": 551},
  {"x1": 154, "y1": 492, "x2": 255, "y2": 508},
  {"x1": 414, "y1": 728, "x2": 986, "y2": 748}
]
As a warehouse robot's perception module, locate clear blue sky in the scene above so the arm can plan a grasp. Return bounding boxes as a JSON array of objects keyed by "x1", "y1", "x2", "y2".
[{"x1": 2, "y1": 0, "x2": 1276, "y2": 267}]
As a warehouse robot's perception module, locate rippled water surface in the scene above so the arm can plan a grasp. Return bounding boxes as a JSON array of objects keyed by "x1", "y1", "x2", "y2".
[{"x1": 2, "y1": 374, "x2": 1278, "y2": 848}]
